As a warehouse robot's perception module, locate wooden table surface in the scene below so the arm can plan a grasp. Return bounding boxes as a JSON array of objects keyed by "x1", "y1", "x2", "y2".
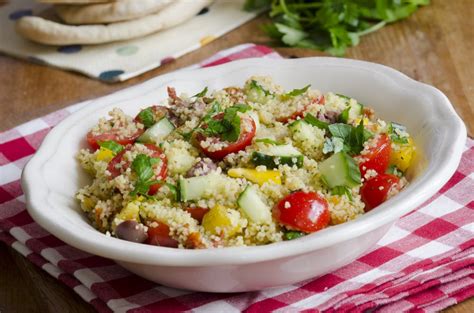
[{"x1": 1, "y1": 0, "x2": 472, "y2": 312}]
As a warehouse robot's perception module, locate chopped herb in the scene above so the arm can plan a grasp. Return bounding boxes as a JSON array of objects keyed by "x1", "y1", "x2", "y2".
[
  {"x1": 388, "y1": 122, "x2": 409, "y2": 144},
  {"x1": 165, "y1": 183, "x2": 180, "y2": 201},
  {"x1": 137, "y1": 108, "x2": 155, "y2": 128},
  {"x1": 284, "y1": 231, "x2": 304, "y2": 240},
  {"x1": 130, "y1": 154, "x2": 161, "y2": 196},
  {"x1": 336, "y1": 93, "x2": 351, "y2": 101},
  {"x1": 338, "y1": 107, "x2": 350, "y2": 123},
  {"x1": 285, "y1": 84, "x2": 311, "y2": 97},
  {"x1": 328, "y1": 121, "x2": 373, "y2": 155},
  {"x1": 387, "y1": 164, "x2": 403, "y2": 177},
  {"x1": 303, "y1": 113, "x2": 329, "y2": 130},
  {"x1": 98, "y1": 140, "x2": 123, "y2": 154},
  {"x1": 331, "y1": 185, "x2": 353, "y2": 201},
  {"x1": 192, "y1": 86, "x2": 208, "y2": 98},
  {"x1": 249, "y1": 80, "x2": 273, "y2": 96},
  {"x1": 198, "y1": 104, "x2": 251, "y2": 142},
  {"x1": 181, "y1": 101, "x2": 222, "y2": 140}
]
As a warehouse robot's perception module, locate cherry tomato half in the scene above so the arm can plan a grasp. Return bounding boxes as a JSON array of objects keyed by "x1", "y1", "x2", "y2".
[
  {"x1": 274, "y1": 191, "x2": 330, "y2": 233},
  {"x1": 146, "y1": 222, "x2": 178, "y2": 248},
  {"x1": 106, "y1": 144, "x2": 167, "y2": 195},
  {"x1": 134, "y1": 105, "x2": 169, "y2": 127},
  {"x1": 196, "y1": 115, "x2": 256, "y2": 160},
  {"x1": 86, "y1": 127, "x2": 143, "y2": 151},
  {"x1": 361, "y1": 174, "x2": 400, "y2": 211},
  {"x1": 185, "y1": 207, "x2": 209, "y2": 224},
  {"x1": 359, "y1": 134, "x2": 391, "y2": 178},
  {"x1": 276, "y1": 95, "x2": 325, "y2": 123}
]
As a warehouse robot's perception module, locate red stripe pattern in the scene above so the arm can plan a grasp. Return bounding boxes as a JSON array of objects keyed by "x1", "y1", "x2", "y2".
[{"x1": 0, "y1": 44, "x2": 473, "y2": 312}]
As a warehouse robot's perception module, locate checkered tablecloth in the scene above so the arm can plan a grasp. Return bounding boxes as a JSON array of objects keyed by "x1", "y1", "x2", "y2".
[{"x1": 0, "y1": 44, "x2": 473, "y2": 313}]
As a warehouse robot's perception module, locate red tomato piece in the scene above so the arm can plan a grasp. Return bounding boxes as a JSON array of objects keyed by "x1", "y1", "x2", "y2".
[
  {"x1": 134, "y1": 105, "x2": 169, "y2": 127},
  {"x1": 361, "y1": 174, "x2": 400, "y2": 211},
  {"x1": 276, "y1": 95, "x2": 325, "y2": 123},
  {"x1": 196, "y1": 115, "x2": 256, "y2": 160},
  {"x1": 185, "y1": 207, "x2": 209, "y2": 223},
  {"x1": 106, "y1": 144, "x2": 167, "y2": 195},
  {"x1": 146, "y1": 222, "x2": 178, "y2": 248},
  {"x1": 359, "y1": 134, "x2": 391, "y2": 178},
  {"x1": 274, "y1": 191, "x2": 330, "y2": 233}
]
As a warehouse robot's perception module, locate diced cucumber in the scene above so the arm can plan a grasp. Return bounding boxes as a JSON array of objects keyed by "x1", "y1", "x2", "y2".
[
  {"x1": 237, "y1": 185, "x2": 272, "y2": 224},
  {"x1": 319, "y1": 152, "x2": 361, "y2": 189},
  {"x1": 288, "y1": 120, "x2": 314, "y2": 140},
  {"x1": 137, "y1": 117, "x2": 175, "y2": 144},
  {"x1": 252, "y1": 144, "x2": 303, "y2": 168},
  {"x1": 348, "y1": 102, "x2": 363, "y2": 121},
  {"x1": 179, "y1": 174, "x2": 213, "y2": 202}
]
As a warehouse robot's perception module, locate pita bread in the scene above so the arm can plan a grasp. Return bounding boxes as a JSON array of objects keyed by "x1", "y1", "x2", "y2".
[
  {"x1": 55, "y1": 0, "x2": 173, "y2": 25},
  {"x1": 16, "y1": 0, "x2": 213, "y2": 45},
  {"x1": 38, "y1": 0, "x2": 115, "y2": 4}
]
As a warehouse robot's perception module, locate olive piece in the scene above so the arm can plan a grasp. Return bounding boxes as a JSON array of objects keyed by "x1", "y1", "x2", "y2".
[{"x1": 115, "y1": 220, "x2": 148, "y2": 243}]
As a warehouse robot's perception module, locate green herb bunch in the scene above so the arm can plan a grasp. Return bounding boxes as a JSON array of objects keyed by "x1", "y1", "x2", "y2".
[{"x1": 244, "y1": 0, "x2": 429, "y2": 56}]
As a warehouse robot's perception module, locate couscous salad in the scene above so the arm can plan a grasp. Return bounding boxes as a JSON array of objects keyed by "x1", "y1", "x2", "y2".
[{"x1": 76, "y1": 76, "x2": 415, "y2": 248}]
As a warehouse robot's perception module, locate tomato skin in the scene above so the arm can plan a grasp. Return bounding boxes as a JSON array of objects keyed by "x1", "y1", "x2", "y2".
[
  {"x1": 276, "y1": 95, "x2": 325, "y2": 123},
  {"x1": 185, "y1": 207, "x2": 209, "y2": 223},
  {"x1": 361, "y1": 174, "x2": 400, "y2": 211},
  {"x1": 86, "y1": 129, "x2": 143, "y2": 151},
  {"x1": 106, "y1": 144, "x2": 167, "y2": 195},
  {"x1": 134, "y1": 105, "x2": 169, "y2": 127},
  {"x1": 359, "y1": 134, "x2": 391, "y2": 178},
  {"x1": 146, "y1": 222, "x2": 178, "y2": 248},
  {"x1": 274, "y1": 191, "x2": 330, "y2": 233},
  {"x1": 197, "y1": 115, "x2": 256, "y2": 160}
]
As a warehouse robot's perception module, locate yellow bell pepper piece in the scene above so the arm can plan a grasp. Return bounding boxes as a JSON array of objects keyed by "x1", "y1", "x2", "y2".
[
  {"x1": 354, "y1": 117, "x2": 369, "y2": 126},
  {"x1": 96, "y1": 147, "x2": 114, "y2": 162},
  {"x1": 202, "y1": 205, "x2": 241, "y2": 238},
  {"x1": 390, "y1": 137, "x2": 415, "y2": 172},
  {"x1": 227, "y1": 168, "x2": 281, "y2": 186},
  {"x1": 117, "y1": 201, "x2": 140, "y2": 221},
  {"x1": 81, "y1": 196, "x2": 96, "y2": 212}
]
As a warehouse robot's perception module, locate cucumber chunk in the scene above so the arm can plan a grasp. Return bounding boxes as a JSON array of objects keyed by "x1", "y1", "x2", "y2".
[
  {"x1": 237, "y1": 185, "x2": 272, "y2": 224},
  {"x1": 319, "y1": 152, "x2": 361, "y2": 188},
  {"x1": 252, "y1": 144, "x2": 303, "y2": 168},
  {"x1": 179, "y1": 174, "x2": 213, "y2": 202},
  {"x1": 348, "y1": 102, "x2": 363, "y2": 121},
  {"x1": 137, "y1": 117, "x2": 175, "y2": 144}
]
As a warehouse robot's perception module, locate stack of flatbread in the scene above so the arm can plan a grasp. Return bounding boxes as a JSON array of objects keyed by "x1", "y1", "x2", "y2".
[{"x1": 16, "y1": 0, "x2": 213, "y2": 45}]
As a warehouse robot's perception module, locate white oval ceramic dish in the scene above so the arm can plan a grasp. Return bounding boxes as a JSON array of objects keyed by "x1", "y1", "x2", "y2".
[{"x1": 22, "y1": 57, "x2": 466, "y2": 292}]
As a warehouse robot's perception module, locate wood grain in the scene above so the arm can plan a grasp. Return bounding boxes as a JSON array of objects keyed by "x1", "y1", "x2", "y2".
[{"x1": 0, "y1": 0, "x2": 472, "y2": 312}]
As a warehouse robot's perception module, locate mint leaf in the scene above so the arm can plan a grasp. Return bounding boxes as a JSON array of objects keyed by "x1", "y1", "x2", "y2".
[
  {"x1": 98, "y1": 140, "x2": 123, "y2": 154},
  {"x1": 328, "y1": 123, "x2": 352, "y2": 139},
  {"x1": 131, "y1": 154, "x2": 155, "y2": 181},
  {"x1": 192, "y1": 86, "x2": 208, "y2": 98},
  {"x1": 137, "y1": 108, "x2": 155, "y2": 128},
  {"x1": 328, "y1": 121, "x2": 372, "y2": 155},
  {"x1": 303, "y1": 113, "x2": 329, "y2": 130}
]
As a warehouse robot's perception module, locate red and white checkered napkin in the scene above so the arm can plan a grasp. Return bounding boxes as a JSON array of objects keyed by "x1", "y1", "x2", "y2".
[{"x1": 1, "y1": 44, "x2": 473, "y2": 313}]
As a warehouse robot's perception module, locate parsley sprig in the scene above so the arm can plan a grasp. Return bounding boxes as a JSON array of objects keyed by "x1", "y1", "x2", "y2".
[
  {"x1": 244, "y1": 0, "x2": 429, "y2": 56},
  {"x1": 130, "y1": 154, "x2": 162, "y2": 196},
  {"x1": 326, "y1": 121, "x2": 373, "y2": 155},
  {"x1": 197, "y1": 104, "x2": 252, "y2": 142}
]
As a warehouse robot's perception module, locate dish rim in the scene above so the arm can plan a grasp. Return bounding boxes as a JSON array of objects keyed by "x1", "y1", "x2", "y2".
[{"x1": 22, "y1": 57, "x2": 467, "y2": 267}]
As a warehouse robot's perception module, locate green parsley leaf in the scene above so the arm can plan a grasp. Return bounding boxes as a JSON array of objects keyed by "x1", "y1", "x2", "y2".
[
  {"x1": 137, "y1": 108, "x2": 155, "y2": 128},
  {"x1": 331, "y1": 185, "x2": 353, "y2": 201},
  {"x1": 338, "y1": 107, "x2": 350, "y2": 123},
  {"x1": 388, "y1": 122, "x2": 409, "y2": 144},
  {"x1": 303, "y1": 113, "x2": 329, "y2": 130},
  {"x1": 98, "y1": 140, "x2": 123, "y2": 154},
  {"x1": 285, "y1": 84, "x2": 311, "y2": 97},
  {"x1": 165, "y1": 183, "x2": 180, "y2": 201},
  {"x1": 328, "y1": 123, "x2": 352, "y2": 139},
  {"x1": 131, "y1": 154, "x2": 156, "y2": 182},
  {"x1": 244, "y1": 0, "x2": 429, "y2": 56},
  {"x1": 387, "y1": 164, "x2": 403, "y2": 177},
  {"x1": 284, "y1": 231, "x2": 304, "y2": 240},
  {"x1": 249, "y1": 80, "x2": 272, "y2": 97},
  {"x1": 192, "y1": 86, "x2": 208, "y2": 98}
]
